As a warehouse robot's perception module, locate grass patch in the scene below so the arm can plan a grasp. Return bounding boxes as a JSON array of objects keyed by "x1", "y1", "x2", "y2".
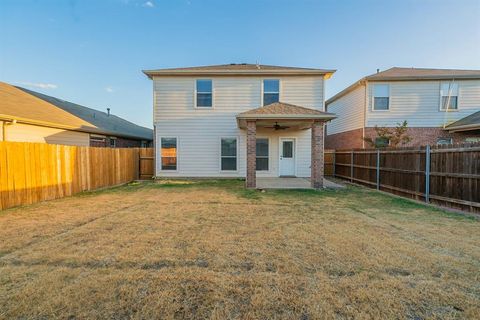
[{"x1": 0, "y1": 179, "x2": 479, "y2": 319}]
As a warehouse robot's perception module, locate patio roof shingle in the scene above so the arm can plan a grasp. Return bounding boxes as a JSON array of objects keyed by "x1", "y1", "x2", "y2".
[{"x1": 237, "y1": 102, "x2": 336, "y2": 120}]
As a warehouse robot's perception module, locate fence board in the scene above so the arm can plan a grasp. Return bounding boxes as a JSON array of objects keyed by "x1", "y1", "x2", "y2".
[
  {"x1": 0, "y1": 141, "x2": 147, "y2": 210},
  {"x1": 332, "y1": 143, "x2": 480, "y2": 213}
]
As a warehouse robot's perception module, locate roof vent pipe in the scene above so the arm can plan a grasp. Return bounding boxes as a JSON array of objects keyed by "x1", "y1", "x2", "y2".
[
  {"x1": 107, "y1": 108, "x2": 110, "y2": 116},
  {"x1": 376, "y1": 68, "x2": 380, "y2": 73}
]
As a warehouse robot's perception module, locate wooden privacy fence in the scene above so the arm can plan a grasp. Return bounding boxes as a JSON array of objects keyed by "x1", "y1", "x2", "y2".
[
  {"x1": 0, "y1": 141, "x2": 150, "y2": 210},
  {"x1": 326, "y1": 144, "x2": 480, "y2": 213}
]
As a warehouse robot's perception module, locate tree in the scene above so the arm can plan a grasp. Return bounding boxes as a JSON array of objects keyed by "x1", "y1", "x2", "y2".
[{"x1": 363, "y1": 120, "x2": 411, "y2": 148}]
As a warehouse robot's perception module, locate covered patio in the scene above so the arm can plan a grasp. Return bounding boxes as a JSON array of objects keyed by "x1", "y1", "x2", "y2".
[{"x1": 236, "y1": 102, "x2": 336, "y2": 189}]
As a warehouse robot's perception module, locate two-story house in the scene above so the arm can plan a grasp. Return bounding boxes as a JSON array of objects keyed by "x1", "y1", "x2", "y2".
[
  {"x1": 143, "y1": 64, "x2": 336, "y2": 189},
  {"x1": 325, "y1": 67, "x2": 480, "y2": 149}
]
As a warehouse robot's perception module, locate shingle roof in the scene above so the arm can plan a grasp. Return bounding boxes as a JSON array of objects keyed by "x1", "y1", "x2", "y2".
[
  {"x1": 326, "y1": 67, "x2": 480, "y2": 106},
  {"x1": 237, "y1": 102, "x2": 336, "y2": 119},
  {"x1": 445, "y1": 111, "x2": 480, "y2": 131},
  {"x1": 0, "y1": 82, "x2": 152, "y2": 140},
  {"x1": 365, "y1": 67, "x2": 480, "y2": 81},
  {"x1": 143, "y1": 63, "x2": 336, "y2": 78}
]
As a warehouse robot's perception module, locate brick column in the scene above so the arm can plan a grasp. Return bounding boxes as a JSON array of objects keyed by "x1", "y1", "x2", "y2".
[
  {"x1": 246, "y1": 120, "x2": 257, "y2": 189},
  {"x1": 311, "y1": 120, "x2": 324, "y2": 189}
]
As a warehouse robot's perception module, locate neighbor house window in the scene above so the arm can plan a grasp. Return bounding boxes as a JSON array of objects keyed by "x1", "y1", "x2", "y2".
[
  {"x1": 109, "y1": 137, "x2": 116, "y2": 148},
  {"x1": 465, "y1": 137, "x2": 480, "y2": 143},
  {"x1": 161, "y1": 137, "x2": 177, "y2": 170},
  {"x1": 196, "y1": 79, "x2": 213, "y2": 108},
  {"x1": 437, "y1": 137, "x2": 453, "y2": 145},
  {"x1": 221, "y1": 138, "x2": 237, "y2": 171},
  {"x1": 375, "y1": 137, "x2": 390, "y2": 147},
  {"x1": 373, "y1": 84, "x2": 390, "y2": 111},
  {"x1": 440, "y1": 82, "x2": 458, "y2": 110},
  {"x1": 263, "y1": 79, "x2": 279, "y2": 105},
  {"x1": 256, "y1": 138, "x2": 269, "y2": 171}
]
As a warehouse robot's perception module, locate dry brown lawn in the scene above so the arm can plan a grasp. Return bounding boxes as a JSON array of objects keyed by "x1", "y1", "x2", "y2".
[{"x1": 0, "y1": 180, "x2": 479, "y2": 319}]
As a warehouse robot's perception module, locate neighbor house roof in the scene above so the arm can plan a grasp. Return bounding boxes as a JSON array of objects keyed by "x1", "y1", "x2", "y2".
[
  {"x1": 237, "y1": 102, "x2": 336, "y2": 120},
  {"x1": 143, "y1": 63, "x2": 336, "y2": 78},
  {"x1": 0, "y1": 82, "x2": 152, "y2": 140},
  {"x1": 445, "y1": 111, "x2": 480, "y2": 132},
  {"x1": 326, "y1": 67, "x2": 480, "y2": 106}
]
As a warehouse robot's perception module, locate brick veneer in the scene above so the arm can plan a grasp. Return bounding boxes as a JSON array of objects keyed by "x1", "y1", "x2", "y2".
[
  {"x1": 311, "y1": 120, "x2": 325, "y2": 189},
  {"x1": 325, "y1": 128, "x2": 364, "y2": 150},
  {"x1": 89, "y1": 136, "x2": 150, "y2": 148},
  {"x1": 246, "y1": 120, "x2": 256, "y2": 189},
  {"x1": 326, "y1": 127, "x2": 480, "y2": 149}
]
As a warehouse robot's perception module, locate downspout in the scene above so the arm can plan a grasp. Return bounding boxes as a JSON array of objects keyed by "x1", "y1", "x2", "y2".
[
  {"x1": 2, "y1": 119, "x2": 17, "y2": 141},
  {"x1": 363, "y1": 80, "x2": 367, "y2": 149}
]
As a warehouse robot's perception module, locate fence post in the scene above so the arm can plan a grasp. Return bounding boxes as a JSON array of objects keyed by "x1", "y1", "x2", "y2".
[
  {"x1": 425, "y1": 145, "x2": 431, "y2": 203},
  {"x1": 350, "y1": 151, "x2": 354, "y2": 182},
  {"x1": 376, "y1": 149, "x2": 380, "y2": 190},
  {"x1": 332, "y1": 151, "x2": 336, "y2": 177}
]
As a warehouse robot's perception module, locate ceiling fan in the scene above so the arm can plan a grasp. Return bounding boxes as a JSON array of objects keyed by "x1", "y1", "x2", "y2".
[{"x1": 265, "y1": 122, "x2": 290, "y2": 130}]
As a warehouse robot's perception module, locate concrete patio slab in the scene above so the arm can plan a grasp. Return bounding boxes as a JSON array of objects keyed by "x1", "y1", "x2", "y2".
[{"x1": 256, "y1": 177, "x2": 344, "y2": 190}]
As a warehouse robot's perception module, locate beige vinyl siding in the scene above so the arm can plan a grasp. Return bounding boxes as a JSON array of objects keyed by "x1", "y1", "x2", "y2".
[
  {"x1": 366, "y1": 80, "x2": 480, "y2": 127},
  {"x1": 153, "y1": 76, "x2": 323, "y2": 177},
  {"x1": 326, "y1": 85, "x2": 365, "y2": 135},
  {"x1": 4, "y1": 123, "x2": 90, "y2": 146}
]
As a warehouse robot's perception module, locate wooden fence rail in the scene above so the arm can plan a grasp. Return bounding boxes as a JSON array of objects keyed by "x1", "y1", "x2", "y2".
[
  {"x1": 326, "y1": 144, "x2": 480, "y2": 213},
  {"x1": 0, "y1": 141, "x2": 150, "y2": 210}
]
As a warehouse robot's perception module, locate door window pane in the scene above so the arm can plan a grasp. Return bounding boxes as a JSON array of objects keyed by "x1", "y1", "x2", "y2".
[
  {"x1": 282, "y1": 141, "x2": 293, "y2": 158},
  {"x1": 161, "y1": 138, "x2": 177, "y2": 170}
]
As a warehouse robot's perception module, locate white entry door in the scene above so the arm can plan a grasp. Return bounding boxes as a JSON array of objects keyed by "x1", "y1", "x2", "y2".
[{"x1": 279, "y1": 138, "x2": 295, "y2": 176}]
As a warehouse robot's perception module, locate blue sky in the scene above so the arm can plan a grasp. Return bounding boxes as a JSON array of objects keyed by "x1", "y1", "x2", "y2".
[{"x1": 1, "y1": 0, "x2": 479, "y2": 128}]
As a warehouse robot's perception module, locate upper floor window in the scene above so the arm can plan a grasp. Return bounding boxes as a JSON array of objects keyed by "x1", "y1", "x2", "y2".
[
  {"x1": 440, "y1": 82, "x2": 458, "y2": 111},
  {"x1": 196, "y1": 79, "x2": 212, "y2": 108},
  {"x1": 373, "y1": 84, "x2": 390, "y2": 111},
  {"x1": 263, "y1": 79, "x2": 279, "y2": 105}
]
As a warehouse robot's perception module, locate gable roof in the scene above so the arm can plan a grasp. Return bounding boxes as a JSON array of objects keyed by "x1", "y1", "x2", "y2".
[
  {"x1": 143, "y1": 63, "x2": 336, "y2": 78},
  {"x1": 326, "y1": 67, "x2": 480, "y2": 106},
  {"x1": 0, "y1": 82, "x2": 152, "y2": 140},
  {"x1": 445, "y1": 111, "x2": 480, "y2": 132},
  {"x1": 237, "y1": 102, "x2": 336, "y2": 120}
]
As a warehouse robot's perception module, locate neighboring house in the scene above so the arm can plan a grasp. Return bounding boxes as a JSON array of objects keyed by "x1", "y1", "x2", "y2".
[
  {"x1": 325, "y1": 67, "x2": 480, "y2": 149},
  {"x1": 143, "y1": 63, "x2": 336, "y2": 188},
  {"x1": 0, "y1": 82, "x2": 152, "y2": 147}
]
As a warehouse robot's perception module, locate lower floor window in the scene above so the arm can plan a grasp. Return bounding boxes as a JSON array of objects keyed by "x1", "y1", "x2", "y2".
[
  {"x1": 161, "y1": 137, "x2": 177, "y2": 170},
  {"x1": 465, "y1": 137, "x2": 480, "y2": 143},
  {"x1": 375, "y1": 137, "x2": 390, "y2": 148},
  {"x1": 437, "y1": 137, "x2": 452, "y2": 145},
  {"x1": 221, "y1": 138, "x2": 237, "y2": 171},
  {"x1": 256, "y1": 138, "x2": 269, "y2": 171}
]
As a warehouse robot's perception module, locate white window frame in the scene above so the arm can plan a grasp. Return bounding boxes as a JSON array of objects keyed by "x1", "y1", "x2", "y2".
[
  {"x1": 159, "y1": 136, "x2": 178, "y2": 172},
  {"x1": 255, "y1": 137, "x2": 270, "y2": 172},
  {"x1": 219, "y1": 136, "x2": 238, "y2": 172},
  {"x1": 436, "y1": 137, "x2": 453, "y2": 145},
  {"x1": 261, "y1": 79, "x2": 281, "y2": 106},
  {"x1": 194, "y1": 79, "x2": 214, "y2": 109},
  {"x1": 439, "y1": 82, "x2": 459, "y2": 111},
  {"x1": 372, "y1": 84, "x2": 390, "y2": 112},
  {"x1": 109, "y1": 137, "x2": 117, "y2": 148}
]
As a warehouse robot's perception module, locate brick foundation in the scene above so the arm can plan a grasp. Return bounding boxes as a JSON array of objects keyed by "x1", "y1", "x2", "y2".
[
  {"x1": 311, "y1": 121, "x2": 325, "y2": 189},
  {"x1": 246, "y1": 120, "x2": 256, "y2": 189},
  {"x1": 326, "y1": 127, "x2": 480, "y2": 149}
]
